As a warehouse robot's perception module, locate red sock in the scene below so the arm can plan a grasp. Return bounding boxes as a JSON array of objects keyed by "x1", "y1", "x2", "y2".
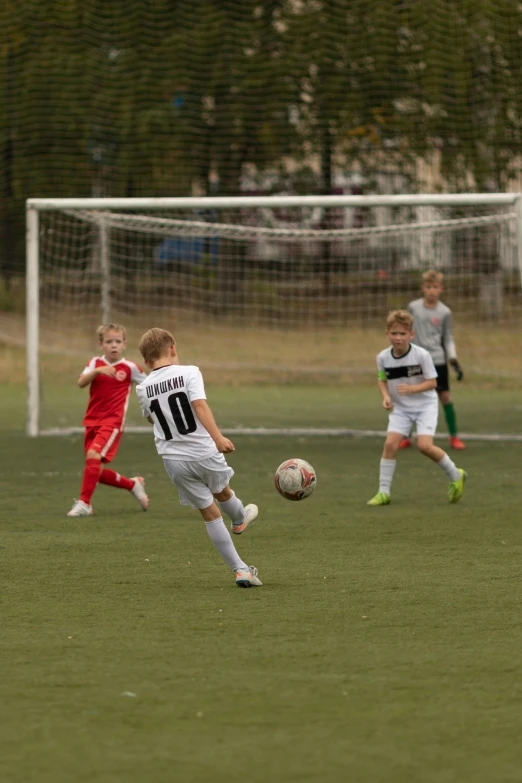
[
  {"x1": 80, "y1": 458, "x2": 102, "y2": 504},
  {"x1": 99, "y1": 469, "x2": 135, "y2": 491}
]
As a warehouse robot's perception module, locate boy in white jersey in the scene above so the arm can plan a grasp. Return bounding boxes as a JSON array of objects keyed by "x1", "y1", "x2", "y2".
[
  {"x1": 367, "y1": 310, "x2": 466, "y2": 506},
  {"x1": 136, "y1": 328, "x2": 261, "y2": 588},
  {"x1": 400, "y1": 269, "x2": 465, "y2": 451}
]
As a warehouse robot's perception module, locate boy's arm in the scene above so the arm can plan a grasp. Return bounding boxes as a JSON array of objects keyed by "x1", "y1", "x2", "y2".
[
  {"x1": 130, "y1": 363, "x2": 148, "y2": 385},
  {"x1": 192, "y1": 399, "x2": 235, "y2": 453},
  {"x1": 397, "y1": 378, "x2": 437, "y2": 395},
  {"x1": 449, "y1": 358, "x2": 464, "y2": 381},
  {"x1": 377, "y1": 372, "x2": 393, "y2": 410},
  {"x1": 442, "y1": 311, "x2": 464, "y2": 380},
  {"x1": 77, "y1": 365, "x2": 115, "y2": 388},
  {"x1": 135, "y1": 385, "x2": 153, "y2": 423},
  {"x1": 442, "y1": 311, "x2": 457, "y2": 361}
]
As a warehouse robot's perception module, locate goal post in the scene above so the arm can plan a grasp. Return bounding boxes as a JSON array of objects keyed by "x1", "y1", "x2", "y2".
[
  {"x1": 26, "y1": 203, "x2": 40, "y2": 439},
  {"x1": 26, "y1": 193, "x2": 522, "y2": 437}
]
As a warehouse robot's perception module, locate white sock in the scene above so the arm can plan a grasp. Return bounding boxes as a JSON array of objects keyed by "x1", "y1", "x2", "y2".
[
  {"x1": 217, "y1": 492, "x2": 246, "y2": 525},
  {"x1": 437, "y1": 454, "x2": 461, "y2": 481},
  {"x1": 379, "y1": 458, "x2": 396, "y2": 495},
  {"x1": 205, "y1": 517, "x2": 248, "y2": 571}
]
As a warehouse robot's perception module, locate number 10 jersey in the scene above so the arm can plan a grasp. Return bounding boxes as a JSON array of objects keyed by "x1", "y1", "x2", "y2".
[{"x1": 136, "y1": 364, "x2": 218, "y2": 460}]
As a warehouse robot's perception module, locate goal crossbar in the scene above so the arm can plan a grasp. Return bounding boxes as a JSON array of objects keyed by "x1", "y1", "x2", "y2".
[{"x1": 27, "y1": 193, "x2": 522, "y2": 211}]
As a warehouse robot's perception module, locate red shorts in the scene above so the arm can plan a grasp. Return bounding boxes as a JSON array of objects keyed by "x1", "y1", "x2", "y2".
[{"x1": 84, "y1": 426, "x2": 122, "y2": 463}]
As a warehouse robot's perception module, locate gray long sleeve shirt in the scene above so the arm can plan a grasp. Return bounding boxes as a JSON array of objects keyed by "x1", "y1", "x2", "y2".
[{"x1": 407, "y1": 298, "x2": 457, "y2": 365}]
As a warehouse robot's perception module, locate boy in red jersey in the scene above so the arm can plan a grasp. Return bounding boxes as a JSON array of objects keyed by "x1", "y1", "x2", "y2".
[{"x1": 67, "y1": 323, "x2": 149, "y2": 517}]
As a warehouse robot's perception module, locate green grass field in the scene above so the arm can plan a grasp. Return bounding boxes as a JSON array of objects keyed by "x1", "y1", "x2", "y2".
[
  {"x1": 4, "y1": 383, "x2": 522, "y2": 437},
  {"x1": 2, "y1": 382, "x2": 522, "y2": 782}
]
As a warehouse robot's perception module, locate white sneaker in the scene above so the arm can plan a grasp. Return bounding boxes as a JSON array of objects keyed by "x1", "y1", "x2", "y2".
[
  {"x1": 131, "y1": 477, "x2": 149, "y2": 510},
  {"x1": 235, "y1": 565, "x2": 262, "y2": 588},
  {"x1": 231, "y1": 503, "x2": 258, "y2": 535},
  {"x1": 67, "y1": 499, "x2": 93, "y2": 517}
]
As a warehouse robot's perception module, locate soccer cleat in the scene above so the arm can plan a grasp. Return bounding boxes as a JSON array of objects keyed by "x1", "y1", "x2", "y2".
[
  {"x1": 235, "y1": 565, "x2": 262, "y2": 588},
  {"x1": 367, "y1": 492, "x2": 391, "y2": 506},
  {"x1": 67, "y1": 499, "x2": 93, "y2": 517},
  {"x1": 399, "y1": 438, "x2": 412, "y2": 449},
  {"x1": 248, "y1": 565, "x2": 262, "y2": 586},
  {"x1": 449, "y1": 436, "x2": 466, "y2": 450},
  {"x1": 231, "y1": 503, "x2": 258, "y2": 534},
  {"x1": 131, "y1": 476, "x2": 149, "y2": 510},
  {"x1": 448, "y1": 469, "x2": 467, "y2": 504}
]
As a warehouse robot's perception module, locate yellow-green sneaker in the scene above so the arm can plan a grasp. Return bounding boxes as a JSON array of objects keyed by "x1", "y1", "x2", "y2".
[
  {"x1": 367, "y1": 492, "x2": 391, "y2": 506},
  {"x1": 448, "y1": 468, "x2": 467, "y2": 504}
]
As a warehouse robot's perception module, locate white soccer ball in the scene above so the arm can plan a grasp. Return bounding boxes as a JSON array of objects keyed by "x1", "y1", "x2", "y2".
[{"x1": 274, "y1": 458, "x2": 317, "y2": 501}]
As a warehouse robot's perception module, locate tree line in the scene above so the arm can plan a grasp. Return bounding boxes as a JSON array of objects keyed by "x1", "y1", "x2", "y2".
[{"x1": 2, "y1": 0, "x2": 522, "y2": 278}]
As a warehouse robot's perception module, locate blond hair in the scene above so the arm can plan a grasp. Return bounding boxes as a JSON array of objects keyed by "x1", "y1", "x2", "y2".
[
  {"x1": 138, "y1": 328, "x2": 176, "y2": 364},
  {"x1": 97, "y1": 323, "x2": 126, "y2": 341},
  {"x1": 386, "y1": 309, "x2": 414, "y2": 330},
  {"x1": 422, "y1": 268, "x2": 444, "y2": 285}
]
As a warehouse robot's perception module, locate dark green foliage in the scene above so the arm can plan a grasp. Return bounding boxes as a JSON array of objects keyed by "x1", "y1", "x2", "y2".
[{"x1": 2, "y1": 1, "x2": 522, "y2": 276}]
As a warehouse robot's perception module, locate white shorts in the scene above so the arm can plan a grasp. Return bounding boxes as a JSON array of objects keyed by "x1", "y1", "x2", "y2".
[
  {"x1": 162, "y1": 454, "x2": 234, "y2": 510},
  {"x1": 387, "y1": 406, "x2": 438, "y2": 437}
]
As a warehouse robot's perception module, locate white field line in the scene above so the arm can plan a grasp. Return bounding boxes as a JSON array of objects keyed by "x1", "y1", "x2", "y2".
[{"x1": 39, "y1": 426, "x2": 522, "y2": 441}]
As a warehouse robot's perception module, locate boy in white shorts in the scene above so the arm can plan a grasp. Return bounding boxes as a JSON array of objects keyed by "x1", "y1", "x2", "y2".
[
  {"x1": 136, "y1": 328, "x2": 261, "y2": 588},
  {"x1": 367, "y1": 310, "x2": 466, "y2": 506}
]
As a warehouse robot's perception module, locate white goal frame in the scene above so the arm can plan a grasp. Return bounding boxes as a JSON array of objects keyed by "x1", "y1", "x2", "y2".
[{"x1": 26, "y1": 192, "x2": 522, "y2": 437}]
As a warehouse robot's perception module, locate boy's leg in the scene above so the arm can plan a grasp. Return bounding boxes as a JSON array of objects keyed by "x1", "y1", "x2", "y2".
[
  {"x1": 368, "y1": 408, "x2": 412, "y2": 504},
  {"x1": 367, "y1": 431, "x2": 402, "y2": 505},
  {"x1": 69, "y1": 427, "x2": 128, "y2": 516},
  {"x1": 162, "y1": 458, "x2": 261, "y2": 585},
  {"x1": 98, "y1": 470, "x2": 149, "y2": 510},
  {"x1": 200, "y1": 503, "x2": 248, "y2": 570},
  {"x1": 438, "y1": 374, "x2": 465, "y2": 449},
  {"x1": 78, "y1": 449, "x2": 102, "y2": 506},
  {"x1": 96, "y1": 430, "x2": 131, "y2": 488},
  {"x1": 199, "y1": 503, "x2": 261, "y2": 586},
  {"x1": 214, "y1": 486, "x2": 258, "y2": 534},
  {"x1": 380, "y1": 433, "x2": 402, "y2": 492},
  {"x1": 416, "y1": 435, "x2": 466, "y2": 503},
  {"x1": 441, "y1": 397, "x2": 458, "y2": 437},
  {"x1": 441, "y1": 400, "x2": 465, "y2": 449},
  {"x1": 68, "y1": 445, "x2": 101, "y2": 515},
  {"x1": 96, "y1": 430, "x2": 149, "y2": 509},
  {"x1": 215, "y1": 486, "x2": 245, "y2": 522},
  {"x1": 416, "y1": 437, "x2": 459, "y2": 476},
  {"x1": 99, "y1": 469, "x2": 134, "y2": 490}
]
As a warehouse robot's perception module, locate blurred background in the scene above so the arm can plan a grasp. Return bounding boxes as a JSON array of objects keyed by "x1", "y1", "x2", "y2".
[{"x1": 2, "y1": 0, "x2": 522, "y2": 430}]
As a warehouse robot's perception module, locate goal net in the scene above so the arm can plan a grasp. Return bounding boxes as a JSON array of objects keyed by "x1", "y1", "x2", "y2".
[{"x1": 27, "y1": 194, "x2": 522, "y2": 437}]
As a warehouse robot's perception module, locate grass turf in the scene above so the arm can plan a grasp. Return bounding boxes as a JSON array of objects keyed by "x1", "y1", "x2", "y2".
[{"x1": 2, "y1": 390, "x2": 522, "y2": 782}]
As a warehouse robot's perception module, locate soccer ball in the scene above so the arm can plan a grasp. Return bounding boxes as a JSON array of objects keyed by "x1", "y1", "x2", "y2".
[{"x1": 274, "y1": 458, "x2": 317, "y2": 501}]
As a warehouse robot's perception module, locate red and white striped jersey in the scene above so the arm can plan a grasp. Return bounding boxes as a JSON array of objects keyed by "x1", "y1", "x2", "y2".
[{"x1": 81, "y1": 356, "x2": 146, "y2": 428}]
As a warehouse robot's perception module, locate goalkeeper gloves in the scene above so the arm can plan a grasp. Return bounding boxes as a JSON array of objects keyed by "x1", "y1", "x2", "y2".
[{"x1": 449, "y1": 358, "x2": 464, "y2": 381}]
